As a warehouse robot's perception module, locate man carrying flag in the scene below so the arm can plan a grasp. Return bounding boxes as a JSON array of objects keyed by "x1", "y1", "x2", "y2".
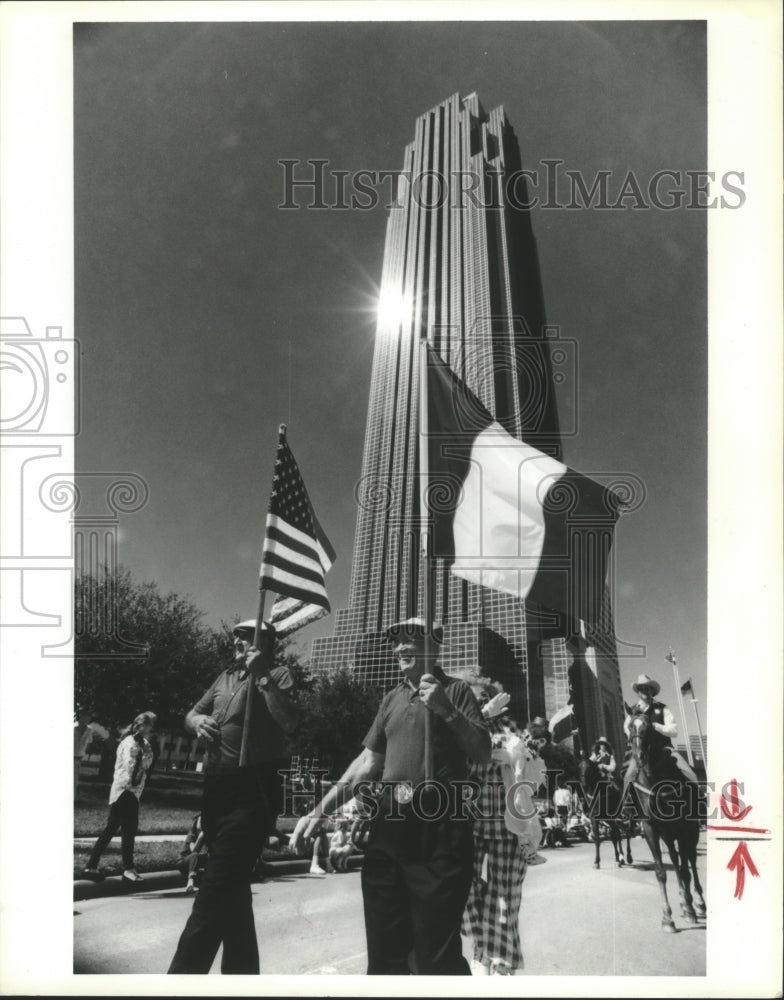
[
  {"x1": 291, "y1": 618, "x2": 490, "y2": 975},
  {"x1": 169, "y1": 429, "x2": 334, "y2": 974},
  {"x1": 168, "y1": 619, "x2": 296, "y2": 974}
]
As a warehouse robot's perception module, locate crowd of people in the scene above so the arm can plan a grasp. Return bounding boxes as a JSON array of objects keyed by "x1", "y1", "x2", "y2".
[{"x1": 75, "y1": 616, "x2": 694, "y2": 976}]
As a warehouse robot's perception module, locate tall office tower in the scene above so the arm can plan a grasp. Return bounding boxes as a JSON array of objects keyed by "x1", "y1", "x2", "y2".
[{"x1": 312, "y1": 93, "x2": 622, "y2": 739}]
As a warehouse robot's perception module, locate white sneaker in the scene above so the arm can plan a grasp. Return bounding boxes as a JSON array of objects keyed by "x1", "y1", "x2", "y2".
[
  {"x1": 185, "y1": 878, "x2": 196, "y2": 894},
  {"x1": 526, "y1": 853, "x2": 547, "y2": 866},
  {"x1": 122, "y1": 869, "x2": 143, "y2": 883},
  {"x1": 470, "y1": 959, "x2": 489, "y2": 976},
  {"x1": 490, "y1": 961, "x2": 514, "y2": 975},
  {"x1": 309, "y1": 863, "x2": 326, "y2": 875}
]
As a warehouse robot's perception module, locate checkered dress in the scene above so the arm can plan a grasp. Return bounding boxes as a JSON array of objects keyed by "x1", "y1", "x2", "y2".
[{"x1": 462, "y1": 724, "x2": 533, "y2": 973}]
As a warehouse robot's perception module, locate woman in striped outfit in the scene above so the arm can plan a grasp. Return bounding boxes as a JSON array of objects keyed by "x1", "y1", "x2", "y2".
[{"x1": 462, "y1": 682, "x2": 547, "y2": 976}]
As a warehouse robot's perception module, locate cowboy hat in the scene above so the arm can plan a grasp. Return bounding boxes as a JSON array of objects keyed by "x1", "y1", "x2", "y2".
[
  {"x1": 385, "y1": 617, "x2": 444, "y2": 644},
  {"x1": 632, "y1": 673, "x2": 660, "y2": 696},
  {"x1": 593, "y1": 737, "x2": 611, "y2": 748}
]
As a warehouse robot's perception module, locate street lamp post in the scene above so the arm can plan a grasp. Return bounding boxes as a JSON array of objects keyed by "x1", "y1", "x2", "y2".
[{"x1": 665, "y1": 648, "x2": 695, "y2": 767}]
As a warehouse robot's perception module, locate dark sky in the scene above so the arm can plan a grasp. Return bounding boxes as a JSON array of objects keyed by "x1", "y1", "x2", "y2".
[{"x1": 74, "y1": 20, "x2": 707, "y2": 711}]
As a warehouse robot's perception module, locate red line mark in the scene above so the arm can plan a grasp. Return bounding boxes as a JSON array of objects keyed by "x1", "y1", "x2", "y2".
[
  {"x1": 727, "y1": 842, "x2": 759, "y2": 900},
  {"x1": 707, "y1": 825, "x2": 771, "y2": 835},
  {"x1": 720, "y1": 778, "x2": 753, "y2": 821}
]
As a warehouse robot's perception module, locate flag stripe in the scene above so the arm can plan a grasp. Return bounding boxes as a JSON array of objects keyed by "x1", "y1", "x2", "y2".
[
  {"x1": 264, "y1": 522, "x2": 322, "y2": 564},
  {"x1": 270, "y1": 596, "x2": 328, "y2": 636},
  {"x1": 261, "y1": 552, "x2": 329, "y2": 594},
  {"x1": 262, "y1": 536, "x2": 325, "y2": 580},
  {"x1": 260, "y1": 569, "x2": 330, "y2": 608},
  {"x1": 449, "y1": 420, "x2": 567, "y2": 600},
  {"x1": 264, "y1": 514, "x2": 322, "y2": 559},
  {"x1": 261, "y1": 576, "x2": 330, "y2": 610}
]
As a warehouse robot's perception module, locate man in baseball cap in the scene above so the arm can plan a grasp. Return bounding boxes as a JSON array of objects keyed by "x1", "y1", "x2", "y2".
[
  {"x1": 168, "y1": 618, "x2": 297, "y2": 975},
  {"x1": 291, "y1": 616, "x2": 490, "y2": 975}
]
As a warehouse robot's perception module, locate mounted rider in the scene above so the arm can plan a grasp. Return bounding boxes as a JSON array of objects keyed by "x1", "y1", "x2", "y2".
[
  {"x1": 623, "y1": 674, "x2": 698, "y2": 788},
  {"x1": 589, "y1": 737, "x2": 619, "y2": 788}
]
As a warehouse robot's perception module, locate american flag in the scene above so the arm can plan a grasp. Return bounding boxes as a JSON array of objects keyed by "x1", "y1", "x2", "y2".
[{"x1": 260, "y1": 436, "x2": 336, "y2": 637}]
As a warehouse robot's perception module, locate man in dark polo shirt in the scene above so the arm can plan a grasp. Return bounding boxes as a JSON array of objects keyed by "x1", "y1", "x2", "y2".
[
  {"x1": 291, "y1": 618, "x2": 490, "y2": 975},
  {"x1": 168, "y1": 619, "x2": 297, "y2": 975}
]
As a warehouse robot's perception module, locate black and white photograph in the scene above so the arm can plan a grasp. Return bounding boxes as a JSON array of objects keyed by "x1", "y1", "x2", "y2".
[{"x1": 0, "y1": 1, "x2": 781, "y2": 995}]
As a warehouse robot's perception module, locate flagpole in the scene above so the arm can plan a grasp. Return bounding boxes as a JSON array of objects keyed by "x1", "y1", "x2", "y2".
[
  {"x1": 419, "y1": 338, "x2": 434, "y2": 784},
  {"x1": 685, "y1": 678, "x2": 708, "y2": 767},
  {"x1": 665, "y1": 648, "x2": 695, "y2": 767},
  {"x1": 240, "y1": 424, "x2": 287, "y2": 768}
]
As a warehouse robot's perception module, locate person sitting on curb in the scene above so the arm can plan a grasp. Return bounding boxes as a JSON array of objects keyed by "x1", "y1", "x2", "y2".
[
  {"x1": 309, "y1": 826, "x2": 336, "y2": 874},
  {"x1": 181, "y1": 813, "x2": 208, "y2": 894},
  {"x1": 328, "y1": 817, "x2": 355, "y2": 872}
]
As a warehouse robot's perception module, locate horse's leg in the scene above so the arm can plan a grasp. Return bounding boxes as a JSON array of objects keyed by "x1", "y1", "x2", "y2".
[
  {"x1": 687, "y1": 827, "x2": 706, "y2": 917},
  {"x1": 643, "y1": 821, "x2": 675, "y2": 932},
  {"x1": 592, "y1": 817, "x2": 601, "y2": 869},
  {"x1": 611, "y1": 823, "x2": 624, "y2": 867},
  {"x1": 664, "y1": 835, "x2": 697, "y2": 924},
  {"x1": 625, "y1": 826, "x2": 633, "y2": 865}
]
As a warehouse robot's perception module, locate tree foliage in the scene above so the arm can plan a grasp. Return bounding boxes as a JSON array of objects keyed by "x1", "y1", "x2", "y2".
[
  {"x1": 291, "y1": 665, "x2": 384, "y2": 778},
  {"x1": 76, "y1": 568, "x2": 382, "y2": 770},
  {"x1": 75, "y1": 567, "x2": 222, "y2": 732}
]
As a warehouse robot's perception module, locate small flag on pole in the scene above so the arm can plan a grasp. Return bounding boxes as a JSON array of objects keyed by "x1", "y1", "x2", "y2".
[
  {"x1": 680, "y1": 677, "x2": 694, "y2": 699},
  {"x1": 549, "y1": 702, "x2": 575, "y2": 744},
  {"x1": 260, "y1": 435, "x2": 336, "y2": 637},
  {"x1": 426, "y1": 346, "x2": 622, "y2": 627}
]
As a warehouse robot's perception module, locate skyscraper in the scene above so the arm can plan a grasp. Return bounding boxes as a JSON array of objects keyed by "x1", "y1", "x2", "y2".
[{"x1": 312, "y1": 92, "x2": 623, "y2": 746}]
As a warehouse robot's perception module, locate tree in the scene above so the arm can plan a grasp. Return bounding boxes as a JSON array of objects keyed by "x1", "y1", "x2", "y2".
[
  {"x1": 292, "y1": 666, "x2": 384, "y2": 778},
  {"x1": 75, "y1": 567, "x2": 221, "y2": 731}
]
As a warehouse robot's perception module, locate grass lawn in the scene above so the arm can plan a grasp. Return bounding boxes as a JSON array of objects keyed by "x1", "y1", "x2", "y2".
[
  {"x1": 75, "y1": 771, "x2": 204, "y2": 837},
  {"x1": 76, "y1": 771, "x2": 304, "y2": 838}
]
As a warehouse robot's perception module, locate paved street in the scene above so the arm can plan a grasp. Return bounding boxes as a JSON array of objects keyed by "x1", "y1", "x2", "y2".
[{"x1": 74, "y1": 833, "x2": 706, "y2": 977}]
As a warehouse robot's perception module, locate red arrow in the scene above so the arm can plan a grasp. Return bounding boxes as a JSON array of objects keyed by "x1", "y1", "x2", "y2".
[
  {"x1": 720, "y1": 778, "x2": 753, "y2": 822},
  {"x1": 727, "y1": 842, "x2": 759, "y2": 900}
]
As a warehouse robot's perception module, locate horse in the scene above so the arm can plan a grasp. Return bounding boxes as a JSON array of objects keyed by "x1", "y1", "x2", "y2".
[
  {"x1": 626, "y1": 711, "x2": 706, "y2": 932},
  {"x1": 576, "y1": 757, "x2": 634, "y2": 869}
]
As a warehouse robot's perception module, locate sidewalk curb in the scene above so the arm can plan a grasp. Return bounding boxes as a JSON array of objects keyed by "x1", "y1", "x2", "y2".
[{"x1": 74, "y1": 854, "x2": 365, "y2": 901}]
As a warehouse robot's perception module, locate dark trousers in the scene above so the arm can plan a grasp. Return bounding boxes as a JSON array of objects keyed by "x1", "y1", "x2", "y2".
[
  {"x1": 88, "y1": 790, "x2": 139, "y2": 870},
  {"x1": 168, "y1": 768, "x2": 268, "y2": 974},
  {"x1": 361, "y1": 812, "x2": 473, "y2": 975}
]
